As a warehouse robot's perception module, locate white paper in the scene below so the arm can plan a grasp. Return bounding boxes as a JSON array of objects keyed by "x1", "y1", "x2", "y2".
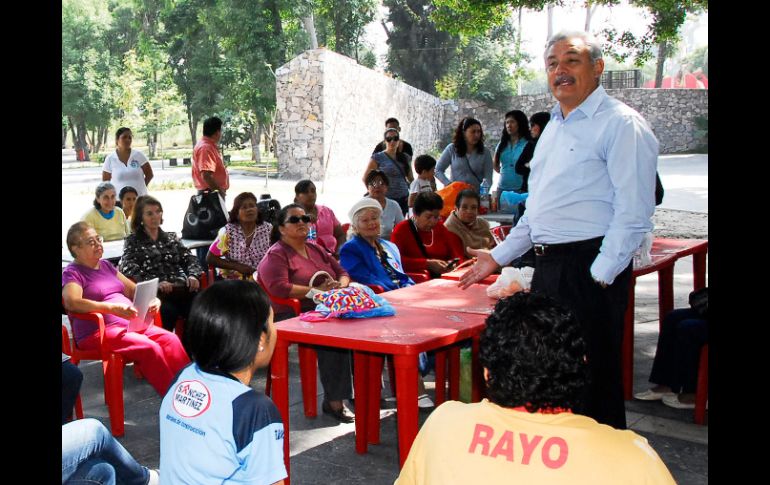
[{"x1": 128, "y1": 278, "x2": 159, "y2": 332}]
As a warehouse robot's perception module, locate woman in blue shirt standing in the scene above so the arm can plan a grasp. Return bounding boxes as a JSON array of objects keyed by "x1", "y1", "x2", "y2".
[{"x1": 493, "y1": 110, "x2": 535, "y2": 197}]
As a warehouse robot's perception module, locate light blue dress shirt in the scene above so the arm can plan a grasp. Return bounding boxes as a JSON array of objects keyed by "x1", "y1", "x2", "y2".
[{"x1": 490, "y1": 86, "x2": 659, "y2": 284}]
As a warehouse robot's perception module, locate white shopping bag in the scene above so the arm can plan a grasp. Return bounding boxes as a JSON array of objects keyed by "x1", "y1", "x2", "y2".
[{"x1": 486, "y1": 267, "x2": 531, "y2": 299}]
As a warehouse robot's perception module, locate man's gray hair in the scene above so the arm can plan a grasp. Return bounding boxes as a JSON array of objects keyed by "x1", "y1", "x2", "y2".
[{"x1": 545, "y1": 31, "x2": 603, "y2": 64}]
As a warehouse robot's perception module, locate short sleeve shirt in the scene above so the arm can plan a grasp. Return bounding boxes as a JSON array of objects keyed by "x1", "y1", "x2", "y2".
[
  {"x1": 192, "y1": 136, "x2": 229, "y2": 191},
  {"x1": 160, "y1": 363, "x2": 287, "y2": 484},
  {"x1": 102, "y1": 149, "x2": 150, "y2": 196}
]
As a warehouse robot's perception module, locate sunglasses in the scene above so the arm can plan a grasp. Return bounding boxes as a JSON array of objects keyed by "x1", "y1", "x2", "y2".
[
  {"x1": 385, "y1": 136, "x2": 399, "y2": 143},
  {"x1": 285, "y1": 215, "x2": 311, "y2": 224}
]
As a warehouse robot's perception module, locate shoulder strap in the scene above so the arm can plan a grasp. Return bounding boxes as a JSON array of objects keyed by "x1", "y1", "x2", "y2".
[
  {"x1": 408, "y1": 219, "x2": 430, "y2": 259},
  {"x1": 463, "y1": 155, "x2": 483, "y2": 185}
]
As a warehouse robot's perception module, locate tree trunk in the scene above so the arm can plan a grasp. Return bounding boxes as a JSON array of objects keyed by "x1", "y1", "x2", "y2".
[
  {"x1": 68, "y1": 116, "x2": 78, "y2": 151},
  {"x1": 302, "y1": 14, "x2": 318, "y2": 49},
  {"x1": 251, "y1": 124, "x2": 262, "y2": 164},
  {"x1": 267, "y1": 0, "x2": 286, "y2": 65},
  {"x1": 584, "y1": 3, "x2": 597, "y2": 32},
  {"x1": 655, "y1": 41, "x2": 668, "y2": 88},
  {"x1": 516, "y1": 7, "x2": 523, "y2": 96},
  {"x1": 188, "y1": 112, "x2": 199, "y2": 147},
  {"x1": 147, "y1": 132, "x2": 157, "y2": 159},
  {"x1": 547, "y1": 5, "x2": 553, "y2": 40},
  {"x1": 62, "y1": 124, "x2": 67, "y2": 149},
  {"x1": 76, "y1": 120, "x2": 90, "y2": 161}
]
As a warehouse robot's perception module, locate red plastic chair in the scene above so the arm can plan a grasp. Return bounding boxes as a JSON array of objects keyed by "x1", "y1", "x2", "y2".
[
  {"x1": 407, "y1": 271, "x2": 431, "y2": 283},
  {"x1": 491, "y1": 225, "x2": 512, "y2": 245},
  {"x1": 341, "y1": 222, "x2": 350, "y2": 234},
  {"x1": 694, "y1": 344, "x2": 708, "y2": 424},
  {"x1": 62, "y1": 325, "x2": 84, "y2": 422},
  {"x1": 256, "y1": 276, "x2": 319, "y2": 417},
  {"x1": 62, "y1": 308, "x2": 163, "y2": 436}
]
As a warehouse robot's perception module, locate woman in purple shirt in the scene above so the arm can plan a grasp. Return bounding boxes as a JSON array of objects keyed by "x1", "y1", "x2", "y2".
[
  {"x1": 257, "y1": 204, "x2": 354, "y2": 423},
  {"x1": 62, "y1": 221, "x2": 189, "y2": 396}
]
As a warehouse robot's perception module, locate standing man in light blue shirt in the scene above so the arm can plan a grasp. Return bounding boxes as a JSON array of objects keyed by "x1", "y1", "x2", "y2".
[{"x1": 460, "y1": 31, "x2": 658, "y2": 430}]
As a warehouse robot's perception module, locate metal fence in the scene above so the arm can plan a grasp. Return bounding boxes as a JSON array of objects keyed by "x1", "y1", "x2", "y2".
[{"x1": 601, "y1": 69, "x2": 643, "y2": 89}]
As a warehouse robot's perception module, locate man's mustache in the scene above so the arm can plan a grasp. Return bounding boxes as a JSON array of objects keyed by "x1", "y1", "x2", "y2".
[{"x1": 554, "y1": 75, "x2": 576, "y2": 86}]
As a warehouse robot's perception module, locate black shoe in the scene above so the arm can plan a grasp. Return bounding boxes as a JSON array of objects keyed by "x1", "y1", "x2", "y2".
[{"x1": 322, "y1": 400, "x2": 355, "y2": 423}]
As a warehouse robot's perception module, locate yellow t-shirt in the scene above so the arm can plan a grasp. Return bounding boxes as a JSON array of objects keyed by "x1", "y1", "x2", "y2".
[
  {"x1": 82, "y1": 207, "x2": 129, "y2": 242},
  {"x1": 395, "y1": 399, "x2": 675, "y2": 485}
]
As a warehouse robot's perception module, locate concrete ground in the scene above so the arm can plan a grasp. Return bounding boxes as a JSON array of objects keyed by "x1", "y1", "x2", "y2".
[
  {"x1": 67, "y1": 252, "x2": 708, "y2": 484},
  {"x1": 63, "y1": 153, "x2": 708, "y2": 483}
]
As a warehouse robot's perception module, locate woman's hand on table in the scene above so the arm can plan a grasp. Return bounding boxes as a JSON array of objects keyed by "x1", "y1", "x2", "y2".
[{"x1": 426, "y1": 259, "x2": 448, "y2": 275}]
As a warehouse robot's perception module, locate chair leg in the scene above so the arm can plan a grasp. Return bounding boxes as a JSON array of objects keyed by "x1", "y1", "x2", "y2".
[
  {"x1": 105, "y1": 353, "x2": 125, "y2": 437},
  {"x1": 387, "y1": 356, "x2": 396, "y2": 396},
  {"x1": 694, "y1": 344, "x2": 708, "y2": 425},
  {"x1": 74, "y1": 394, "x2": 84, "y2": 420}
]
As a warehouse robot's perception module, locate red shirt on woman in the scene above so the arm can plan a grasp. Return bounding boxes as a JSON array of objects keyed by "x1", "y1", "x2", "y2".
[{"x1": 390, "y1": 220, "x2": 466, "y2": 273}]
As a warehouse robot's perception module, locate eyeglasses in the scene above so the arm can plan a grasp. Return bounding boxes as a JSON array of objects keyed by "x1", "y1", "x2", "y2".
[
  {"x1": 80, "y1": 235, "x2": 104, "y2": 247},
  {"x1": 286, "y1": 215, "x2": 311, "y2": 224},
  {"x1": 367, "y1": 180, "x2": 386, "y2": 187},
  {"x1": 385, "y1": 136, "x2": 399, "y2": 143}
]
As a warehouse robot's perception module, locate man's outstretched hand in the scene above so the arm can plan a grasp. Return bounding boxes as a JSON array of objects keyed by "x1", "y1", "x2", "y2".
[{"x1": 458, "y1": 247, "x2": 500, "y2": 289}]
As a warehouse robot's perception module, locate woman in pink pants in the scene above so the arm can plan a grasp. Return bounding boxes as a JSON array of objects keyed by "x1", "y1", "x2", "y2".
[{"x1": 62, "y1": 221, "x2": 189, "y2": 395}]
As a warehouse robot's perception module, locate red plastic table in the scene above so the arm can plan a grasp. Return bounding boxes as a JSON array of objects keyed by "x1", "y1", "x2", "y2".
[
  {"x1": 383, "y1": 278, "x2": 497, "y2": 315},
  {"x1": 271, "y1": 304, "x2": 487, "y2": 483},
  {"x1": 441, "y1": 266, "x2": 499, "y2": 285},
  {"x1": 622, "y1": 238, "x2": 708, "y2": 399}
]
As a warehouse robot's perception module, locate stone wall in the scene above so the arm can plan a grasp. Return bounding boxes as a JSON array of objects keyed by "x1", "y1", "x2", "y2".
[{"x1": 275, "y1": 49, "x2": 708, "y2": 180}]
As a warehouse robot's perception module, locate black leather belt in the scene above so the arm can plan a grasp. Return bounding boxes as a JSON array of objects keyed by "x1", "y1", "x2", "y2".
[{"x1": 532, "y1": 237, "x2": 603, "y2": 256}]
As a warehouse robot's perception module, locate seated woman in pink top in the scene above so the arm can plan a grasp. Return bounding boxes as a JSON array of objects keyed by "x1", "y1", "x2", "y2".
[
  {"x1": 294, "y1": 180, "x2": 346, "y2": 258},
  {"x1": 62, "y1": 221, "x2": 190, "y2": 396},
  {"x1": 257, "y1": 204, "x2": 354, "y2": 423}
]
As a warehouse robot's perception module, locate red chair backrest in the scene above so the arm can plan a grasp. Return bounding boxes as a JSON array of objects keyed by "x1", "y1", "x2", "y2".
[
  {"x1": 257, "y1": 275, "x2": 302, "y2": 316},
  {"x1": 491, "y1": 225, "x2": 512, "y2": 245}
]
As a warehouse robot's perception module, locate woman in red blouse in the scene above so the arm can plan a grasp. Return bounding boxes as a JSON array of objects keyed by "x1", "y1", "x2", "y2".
[{"x1": 390, "y1": 192, "x2": 466, "y2": 278}]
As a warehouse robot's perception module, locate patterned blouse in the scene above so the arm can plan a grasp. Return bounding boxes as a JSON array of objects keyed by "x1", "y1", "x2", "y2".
[
  {"x1": 119, "y1": 230, "x2": 203, "y2": 284},
  {"x1": 208, "y1": 222, "x2": 272, "y2": 280}
]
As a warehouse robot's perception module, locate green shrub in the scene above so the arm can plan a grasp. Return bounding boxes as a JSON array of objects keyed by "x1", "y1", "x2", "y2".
[{"x1": 693, "y1": 115, "x2": 708, "y2": 153}]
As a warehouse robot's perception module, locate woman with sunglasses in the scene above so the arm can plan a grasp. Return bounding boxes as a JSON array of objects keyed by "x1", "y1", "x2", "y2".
[
  {"x1": 364, "y1": 169, "x2": 404, "y2": 240},
  {"x1": 62, "y1": 221, "x2": 189, "y2": 397},
  {"x1": 435, "y1": 117, "x2": 493, "y2": 192},
  {"x1": 257, "y1": 204, "x2": 354, "y2": 423},
  {"x1": 363, "y1": 128, "x2": 414, "y2": 215}
]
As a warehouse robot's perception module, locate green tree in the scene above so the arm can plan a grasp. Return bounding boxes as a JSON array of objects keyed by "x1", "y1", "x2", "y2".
[
  {"x1": 682, "y1": 44, "x2": 707, "y2": 75},
  {"x1": 161, "y1": 0, "x2": 228, "y2": 146},
  {"x1": 382, "y1": 0, "x2": 460, "y2": 95},
  {"x1": 315, "y1": 0, "x2": 377, "y2": 60},
  {"x1": 62, "y1": 0, "x2": 116, "y2": 161},
  {"x1": 435, "y1": 21, "x2": 527, "y2": 110}
]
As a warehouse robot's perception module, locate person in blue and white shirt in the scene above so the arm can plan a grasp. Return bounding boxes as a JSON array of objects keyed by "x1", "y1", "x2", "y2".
[
  {"x1": 461, "y1": 31, "x2": 659, "y2": 431},
  {"x1": 160, "y1": 280, "x2": 286, "y2": 484}
]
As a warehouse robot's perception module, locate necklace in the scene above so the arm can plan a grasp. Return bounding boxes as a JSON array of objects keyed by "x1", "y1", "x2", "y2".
[
  {"x1": 423, "y1": 229, "x2": 434, "y2": 247},
  {"x1": 243, "y1": 226, "x2": 256, "y2": 239}
]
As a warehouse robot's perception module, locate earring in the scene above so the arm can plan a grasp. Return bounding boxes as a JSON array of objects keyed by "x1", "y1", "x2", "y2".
[{"x1": 259, "y1": 346, "x2": 265, "y2": 352}]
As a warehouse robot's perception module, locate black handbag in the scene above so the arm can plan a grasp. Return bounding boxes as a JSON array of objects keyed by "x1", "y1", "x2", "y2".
[{"x1": 181, "y1": 191, "x2": 228, "y2": 240}]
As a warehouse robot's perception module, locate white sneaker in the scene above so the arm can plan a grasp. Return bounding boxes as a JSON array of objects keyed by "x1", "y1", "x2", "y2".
[
  {"x1": 661, "y1": 394, "x2": 696, "y2": 409},
  {"x1": 148, "y1": 468, "x2": 160, "y2": 485},
  {"x1": 634, "y1": 389, "x2": 675, "y2": 401},
  {"x1": 418, "y1": 394, "x2": 435, "y2": 409}
]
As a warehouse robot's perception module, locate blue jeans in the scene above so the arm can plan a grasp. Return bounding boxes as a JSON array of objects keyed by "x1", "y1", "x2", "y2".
[{"x1": 62, "y1": 419, "x2": 149, "y2": 485}]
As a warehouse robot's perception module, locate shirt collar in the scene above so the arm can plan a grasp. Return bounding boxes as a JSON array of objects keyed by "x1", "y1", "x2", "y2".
[{"x1": 551, "y1": 84, "x2": 607, "y2": 121}]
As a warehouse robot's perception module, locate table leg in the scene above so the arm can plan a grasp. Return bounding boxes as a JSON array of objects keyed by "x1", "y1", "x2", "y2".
[
  {"x1": 272, "y1": 339, "x2": 291, "y2": 484},
  {"x1": 368, "y1": 354, "x2": 384, "y2": 445},
  {"x1": 353, "y1": 352, "x2": 370, "y2": 454},
  {"x1": 298, "y1": 345, "x2": 317, "y2": 418},
  {"x1": 622, "y1": 277, "x2": 636, "y2": 400},
  {"x1": 471, "y1": 336, "x2": 482, "y2": 402},
  {"x1": 393, "y1": 354, "x2": 419, "y2": 468},
  {"x1": 693, "y1": 250, "x2": 707, "y2": 290},
  {"x1": 658, "y1": 264, "x2": 675, "y2": 329},
  {"x1": 434, "y1": 350, "x2": 446, "y2": 405},
  {"x1": 448, "y1": 346, "x2": 460, "y2": 401}
]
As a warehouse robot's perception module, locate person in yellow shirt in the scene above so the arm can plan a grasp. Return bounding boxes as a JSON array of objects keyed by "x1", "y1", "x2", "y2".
[
  {"x1": 395, "y1": 292, "x2": 675, "y2": 485},
  {"x1": 82, "y1": 182, "x2": 128, "y2": 241}
]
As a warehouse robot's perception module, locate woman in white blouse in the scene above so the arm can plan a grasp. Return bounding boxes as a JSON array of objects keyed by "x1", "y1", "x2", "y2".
[{"x1": 102, "y1": 127, "x2": 153, "y2": 196}]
